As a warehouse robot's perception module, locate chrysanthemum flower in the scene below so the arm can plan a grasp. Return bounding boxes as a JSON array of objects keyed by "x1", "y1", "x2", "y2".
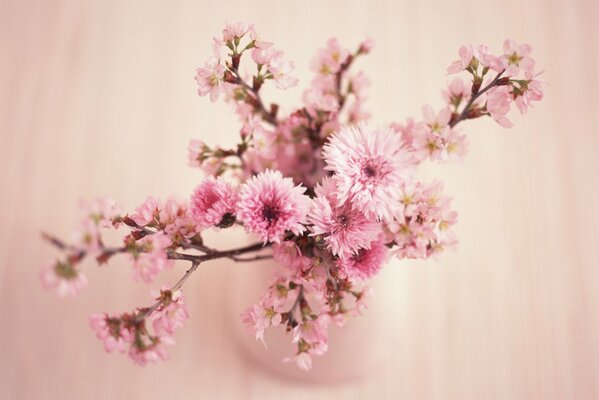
[
  {"x1": 237, "y1": 170, "x2": 310, "y2": 243},
  {"x1": 308, "y1": 177, "x2": 380, "y2": 258},
  {"x1": 190, "y1": 177, "x2": 238, "y2": 229},
  {"x1": 322, "y1": 122, "x2": 414, "y2": 222},
  {"x1": 336, "y1": 239, "x2": 389, "y2": 280}
]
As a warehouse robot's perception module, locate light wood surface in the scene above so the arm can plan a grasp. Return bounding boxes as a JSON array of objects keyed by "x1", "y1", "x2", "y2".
[{"x1": 1, "y1": 0, "x2": 598, "y2": 398}]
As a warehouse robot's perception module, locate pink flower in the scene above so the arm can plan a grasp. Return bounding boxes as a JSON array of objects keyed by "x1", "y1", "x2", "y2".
[
  {"x1": 486, "y1": 86, "x2": 513, "y2": 128},
  {"x1": 195, "y1": 57, "x2": 226, "y2": 102},
  {"x1": 251, "y1": 47, "x2": 276, "y2": 65},
  {"x1": 237, "y1": 170, "x2": 310, "y2": 243},
  {"x1": 89, "y1": 313, "x2": 132, "y2": 353},
  {"x1": 283, "y1": 352, "x2": 313, "y2": 371},
  {"x1": 267, "y1": 51, "x2": 298, "y2": 90},
  {"x1": 130, "y1": 232, "x2": 173, "y2": 283},
  {"x1": 322, "y1": 122, "x2": 414, "y2": 222},
  {"x1": 190, "y1": 176, "x2": 238, "y2": 229},
  {"x1": 442, "y1": 77, "x2": 471, "y2": 108},
  {"x1": 128, "y1": 335, "x2": 174, "y2": 366},
  {"x1": 358, "y1": 38, "x2": 374, "y2": 55},
  {"x1": 308, "y1": 178, "x2": 380, "y2": 258},
  {"x1": 130, "y1": 196, "x2": 161, "y2": 226},
  {"x1": 159, "y1": 197, "x2": 198, "y2": 238},
  {"x1": 447, "y1": 45, "x2": 475, "y2": 74},
  {"x1": 40, "y1": 261, "x2": 87, "y2": 297},
  {"x1": 336, "y1": 238, "x2": 389, "y2": 280},
  {"x1": 150, "y1": 289, "x2": 189, "y2": 336},
  {"x1": 222, "y1": 21, "x2": 248, "y2": 42},
  {"x1": 311, "y1": 38, "x2": 350, "y2": 75},
  {"x1": 273, "y1": 241, "x2": 311, "y2": 272},
  {"x1": 188, "y1": 140, "x2": 209, "y2": 168},
  {"x1": 248, "y1": 24, "x2": 273, "y2": 49},
  {"x1": 514, "y1": 70, "x2": 545, "y2": 114},
  {"x1": 79, "y1": 196, "x2": 122, "y2": 229},
  {"x1": 501, "y1": 39, "x2": 535, "y2": 77}
]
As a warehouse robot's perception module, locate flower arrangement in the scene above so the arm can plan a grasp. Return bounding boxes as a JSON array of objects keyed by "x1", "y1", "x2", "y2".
[{"x1": 42, "y1": 22, "x2": 544, "y2": 370}]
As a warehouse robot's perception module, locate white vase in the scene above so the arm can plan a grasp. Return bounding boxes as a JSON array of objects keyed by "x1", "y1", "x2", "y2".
[{"x1": 224, "y1": 256, "x2": 401, "y2": 383}]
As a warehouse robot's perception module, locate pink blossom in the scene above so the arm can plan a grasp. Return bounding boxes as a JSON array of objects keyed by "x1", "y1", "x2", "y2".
[
  {"x1": 71, "y1": 219, "x2": 102, "y2": 254},
  {"x1": 130, "y1": 196, "x2": 161, "y2": 226},
  {"x1": 237, "y1": 170, "x2": 310, "y2": 243},
  {"x1": 188, "y1": 140, "x2": 209, "y2": 168},
  {"x1": 159, "y1": 197, "x2": 197, "y2": 238},
  {"x1": 486, "y1": 86, "x2": 513, "y2": 128},
  {"x1": 311, "y1": 38, "x2": 350, "y2": 75},
  {"x1": 150, "y1": 289, "x2": 189, "y2": 336},
  {"x1": 273, "y1": 241, "x2": 311, "y2": 272},
  {"x1": 358, "y1": 38, "x2": 374, "y2": 55},
  {"x1": 322, "y1": 122, "x2": 415, "y2": 222},
  {"x1": 130, "y1": 232, "x2": 173, "y2": 283},
  {"x1": 267, "y1": 51, "x2": 298, "y2": 90},
  {"x1": 336, "y1": 239, "x2": 389, "y2": 280},
  {"x1": 89, "y1": 313, "x2": 132, "y2": 353},
  {"x1": 195, "y1": 57, "x2": 226, "y2": 102},
  {"x1": 283, "y1": 352, "x2": 313, "y2": 371},
  {"x1": 514, "y1": 70, "x2": 545, "y2": 114},
  {"x1": 251, "y1": 47, "x2": 276, "y2": 65},
  {"x1": 447, "y1": 45, "x2": 475, "y2": 74},
  {"x1": 501, "y1": 39, "x2": 535, "y2": 77},
  {"x1": 128, "y1": 335, "x2": 174, "y2": 366},
  {"x1": 248, "y1": 24, "x2": 273, "y2": 49},
  {"x1": 40, "y1": 261, "x2": 87, "y2": 297},
  {"x1": 222, "y1": 21, "x2": 248, "y2": 42},
  {"x1": 79, "y1": 196, "x2": 122, "y2": 229},
  {"x1": 241, "y1": 280, "x2": 294, "y2": 345},
  {"x1": 308, "y1": 178, "x2": 380, "y2": 258},
  {"x1": 442, "y1": 77, "x2": 471, "y2": 108},
  {"x1": 190, "y1": 176, "x2": 238, "y2": 229}
]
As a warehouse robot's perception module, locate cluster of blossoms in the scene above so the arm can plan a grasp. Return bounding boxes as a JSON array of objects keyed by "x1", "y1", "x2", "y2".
[{"x1": 42, "y1": 23, "x2": 544, "y2": 370}]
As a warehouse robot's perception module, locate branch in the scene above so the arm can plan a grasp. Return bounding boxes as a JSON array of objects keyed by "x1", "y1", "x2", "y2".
[
  {"x1": 449, "y1": 70, "x2": 505, "y2": 128},
  {"x1": 229, "y1": 66, "x2": 277, "y2": 126}
]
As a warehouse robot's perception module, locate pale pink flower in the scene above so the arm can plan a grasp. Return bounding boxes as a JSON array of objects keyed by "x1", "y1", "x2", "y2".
[
  {"x1": 351, "y1": 285, "x2": 373, "y2": 316},
  {"x1": 411, "y1": 129, "x2": 443, "y2": 161},
  {"x1": 447, "y1": 45, "x2": 475, "y2": 74},
  {"x1": 222, "y1": 21, "x2": 248, "y2": 42},
  {"x1": 283, "y1": 352, "x2": 313, "y2": 371},
  {"x1": 336, "y1": 238, "x2": 389, "y2": 280},
  {"x1": 150, "y1": 289, "x2": 189, "y2": 335},
  {"x1": 322, "y1": 122, "x2": 415, "y2": 222},
  {"x1": 128, "y1": 335, "x2": 174, "y2": 366},
  {"x1": 195, "y1": 57, "x2": 226, "y2": 102},
  {"x1": 159, "y1": 197, "x2": 197, "y2": 238},
  {"x1": 349, "y1": 71, "x2": 370, "y2": 99},
  {"x1": 130, "y1": 232, "x2": 173, "y2": 283},
  {"x1": 267, "y1": 51, "x2": 298, "y2": 90},
  {"x1": 237, "y1": 170, "x2": 310, "y2": 243},
  {"x1": 444, "y1": 129, "x2": 468, "y2": 161},
  {"x1": 79, "y1": 196, "x2": 122, "y2": 228},
  {"x1": 248, "y1": 24, "x2": 273, "y2": 49},
  {"x1": 442, "y1": 77, "x2": 471, "y2": 107},
  {"x1": 358, "y1": 38, "x2": 374, "y2": 55},
  {"x1": 423, "y1": 105, "x2": 451, "y2": 133},
  {"x1": 89, "y1": 313, "x2": 132, "y2": 353},
  {"x1": 309, "y1": 180, "x2": 380, "y2": 258},
  {"x1": 273, "y1": 241, "x2": 311, "y2": 272},
  {"x1": 71, "y1": 219, "x2": 102, "y2": 254},
  {"x1": 311, "y1": 38, "x2": 349, "y2": 75},
  {"x1": 130, "y1": 196, "x2": 161, "y2": 226},
  {"x1": 514, "y1": 70, "x2": 545, "y2": 114},
  {"x1": 502, "y1": 39, "x2": 535, "y2": 77},
  {"x1": 251, "y1": 47, "x2": 276, "y2": 65},
  {"x1": 486, "y1": 86, "x2": 513, "y2": 128},
  {"x1": 188, "y1": 140, "x2": 209, "y2": 168},
  {"x1": 40, "y1": 261, "x2": 88, "y2": 297},
  {"x1": 190, "y1": 176, "x2": 238, "y2": 229}
]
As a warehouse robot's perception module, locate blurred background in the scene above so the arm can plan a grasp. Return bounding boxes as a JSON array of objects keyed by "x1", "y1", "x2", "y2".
[{"x1": 1, "y1": 0, "x2": 598, "y2": 398}]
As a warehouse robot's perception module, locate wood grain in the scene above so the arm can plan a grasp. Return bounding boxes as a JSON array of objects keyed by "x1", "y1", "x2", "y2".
[{"x1": 1, "y1": 0, "x2": 598, "y2": 398}]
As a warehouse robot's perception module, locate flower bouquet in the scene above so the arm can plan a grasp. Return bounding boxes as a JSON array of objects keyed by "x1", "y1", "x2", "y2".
[{"x1": 42, "y1": 22, "x2": 544, "y2": 370}]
